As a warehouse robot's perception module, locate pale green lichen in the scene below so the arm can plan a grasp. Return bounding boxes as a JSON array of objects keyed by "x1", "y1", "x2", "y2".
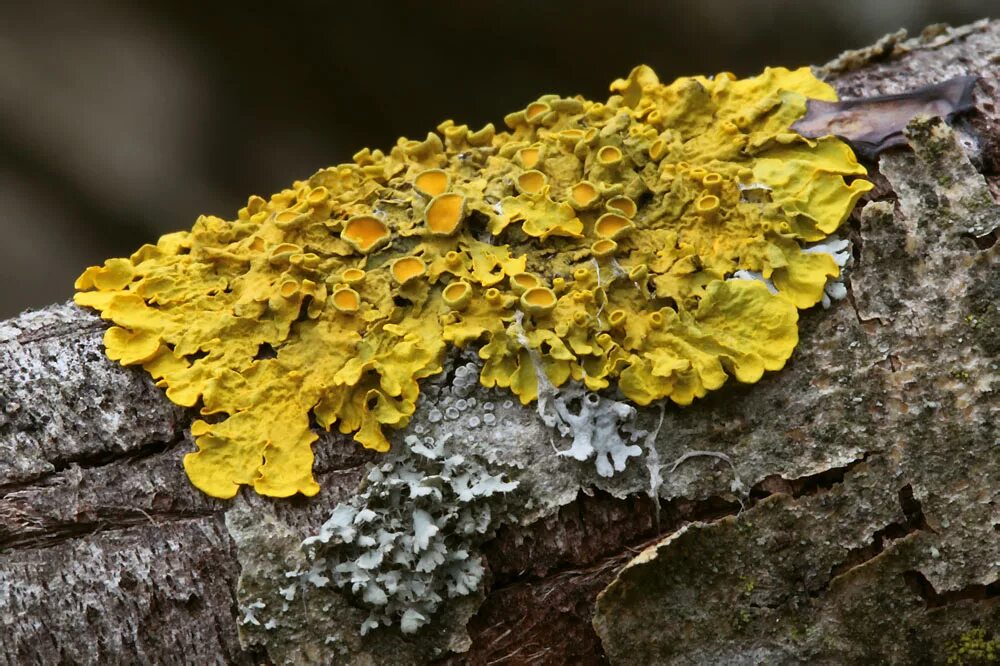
[{"x1": 296, "y1": 364, "x2": 520, "y2": 635}]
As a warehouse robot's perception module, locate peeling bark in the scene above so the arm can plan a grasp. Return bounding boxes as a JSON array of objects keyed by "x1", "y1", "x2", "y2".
[{"x1": 2, "y1": 19, "x2": 999, "y2": 665}]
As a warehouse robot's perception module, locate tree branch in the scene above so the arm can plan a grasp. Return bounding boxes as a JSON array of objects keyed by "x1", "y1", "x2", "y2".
[{"x1": 2, "y1": 19, "x2": 998, "y2": 664}]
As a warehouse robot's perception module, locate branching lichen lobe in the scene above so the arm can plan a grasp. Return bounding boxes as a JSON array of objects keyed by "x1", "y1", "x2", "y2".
[{"x1": 73, "y1": 65, "x2": 873, "y2": 499}]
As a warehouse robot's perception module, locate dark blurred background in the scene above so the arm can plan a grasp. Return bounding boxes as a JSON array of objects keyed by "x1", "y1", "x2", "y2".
[{"x1": 1, "y1": 0, "x2": 994, "y2": 318}]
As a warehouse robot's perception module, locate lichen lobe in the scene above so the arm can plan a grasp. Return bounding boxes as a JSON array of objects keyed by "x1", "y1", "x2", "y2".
[{"x1": 74, "y1": 65, "x2": 872, "y2": 499}]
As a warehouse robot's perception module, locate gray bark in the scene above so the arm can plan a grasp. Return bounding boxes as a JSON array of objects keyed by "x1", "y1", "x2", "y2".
[{"x1": 2, "y1": 20, "x2": 999, "y2": 665}]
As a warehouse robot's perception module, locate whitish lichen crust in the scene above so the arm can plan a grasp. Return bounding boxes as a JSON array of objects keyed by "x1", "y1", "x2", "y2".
[
  {"x1": 297, "y1": 430, "x2": 517, "y2": 635},
  {"x1": 74, "y1": 65, "x2": 873, "y2": 498}
]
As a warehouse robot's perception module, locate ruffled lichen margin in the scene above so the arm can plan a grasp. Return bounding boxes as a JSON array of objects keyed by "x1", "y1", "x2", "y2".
[
  {"x1": 74, "y1": 65, "x2": 871, "y2": 500},
  {"x1": 2, "y1": 20, "x2": 1000, "y2": 665}
]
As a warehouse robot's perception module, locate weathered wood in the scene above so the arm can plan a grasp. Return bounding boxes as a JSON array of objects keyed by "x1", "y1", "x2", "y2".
[{"x1": 1, "y1": 20, "x2": 998, "y2": 664}]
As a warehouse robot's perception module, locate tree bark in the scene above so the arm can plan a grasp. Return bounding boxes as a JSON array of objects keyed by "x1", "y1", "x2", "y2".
[{"x1": 2, "y1": 20, "x2": 998, "y2": 665}]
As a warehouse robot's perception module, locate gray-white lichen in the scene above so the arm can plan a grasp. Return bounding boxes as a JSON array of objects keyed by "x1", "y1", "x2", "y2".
[
  {"x1": 522, "y1": 312, "x2": 648, "y2": 479},
  {"x1": 295, "y1": 414, "x2": 518, "y2": 635},
  {"x1": 804, "y1": 235, "x2": 853, "y2": 308},
  {"x1": 543, "y1": 382, "x2": 644, "y2": 478},
  {"x1": 290, "y1": 344, "x2": 660, "y2": 637}
]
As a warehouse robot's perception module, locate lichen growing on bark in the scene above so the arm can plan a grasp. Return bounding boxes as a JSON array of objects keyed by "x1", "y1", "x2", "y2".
[{"x1": 73, "y1": 66, "x2": 872, "y2": 499}]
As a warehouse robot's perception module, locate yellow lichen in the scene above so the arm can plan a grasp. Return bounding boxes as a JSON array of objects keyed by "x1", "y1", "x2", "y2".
[
  {"x1": 390, "y1": 256, "x2": 426, "y2": 285},
  {"x1": 592, "y1": 239, "x2": 618, "y2": 260},
  {"x1": 525, "y1": 102, "x2": 551, "y2": 121},
  {"x1": 520, "y1": 286, "x2": 558, "y2": 315},
  {"x1": 570, "y1": 181, "x2": 600, "y2": 209},
  {"x1": 607, "y1": 195, "x2": 637, "y2": 218},
  {"x1": 424, "y1": 193, "x2": 465, "y2": 235},
  {"x1": 332, "y1": 287, "x2": 361, "y2": 313},
  {"x1": 597, "y1": 145, "x2": 623, "y2": 165},
  {"x1": 695, "y1": 194, "x2": 721, "y2": 219},
  {"x1": 510, "y1": 272, "x2": 542, "y2": 295},
  {"x1": 75, "y1": 64, "x2": 873, "y2": 499},
  {"x1": 516, "y1": 170, "x2": 548, "y2": 195},
  {"x1": 340, "y1": 267, "x2": 366, "y2": 285},
  {"x1": 413, "y1": 168, "x2": 450, "y2": 197},
  {"x1": 517, "y1": 145, "x2": 542, "y2": 169},
  {"x1": 442, "y1": 280, "x2": 473, "y2": 310},
  {"x1": 595, "y1": 213, "x2": 634, "y2": 240},
  {"x1": 341, "y1": 216, "x2": 391, "y2": 254}
]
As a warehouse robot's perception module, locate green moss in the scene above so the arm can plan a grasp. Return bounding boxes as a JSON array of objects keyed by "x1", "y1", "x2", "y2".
[{"x1": 947, "y1": 628, "x2": 999, "y2": 665}]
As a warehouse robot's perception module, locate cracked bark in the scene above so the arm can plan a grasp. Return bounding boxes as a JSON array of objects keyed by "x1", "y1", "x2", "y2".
[{"x1": 2, "y1": 19, "x2": 999, "y2": 665}]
